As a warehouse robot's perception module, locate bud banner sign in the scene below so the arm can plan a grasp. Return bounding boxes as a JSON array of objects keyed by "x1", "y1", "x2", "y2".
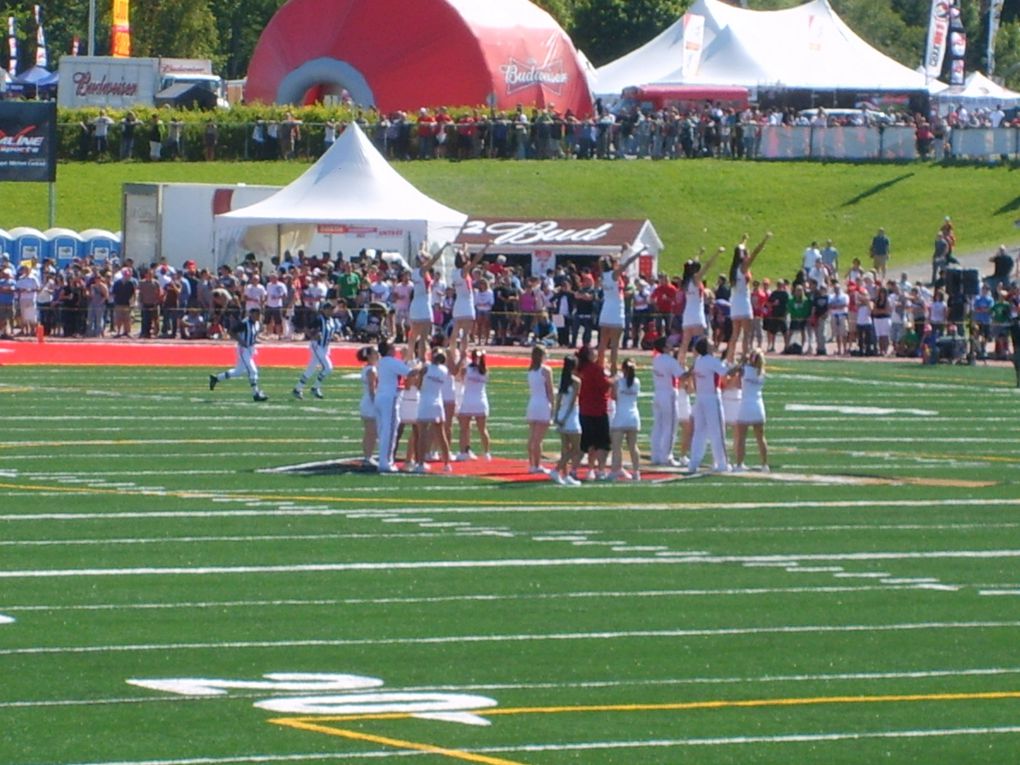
[{"x1": 0, "y1": 102, "x2": 58, "y2": 182}]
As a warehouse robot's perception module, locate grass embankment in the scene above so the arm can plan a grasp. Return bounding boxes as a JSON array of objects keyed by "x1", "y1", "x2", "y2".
[{"x1": 3, "y1": 160, "x2": 1018, "y2": 278}]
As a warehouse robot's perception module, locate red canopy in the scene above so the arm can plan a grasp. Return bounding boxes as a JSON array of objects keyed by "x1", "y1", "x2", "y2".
[{"x1": 246, "y1": 0, "x2": 594, "y2": 117}]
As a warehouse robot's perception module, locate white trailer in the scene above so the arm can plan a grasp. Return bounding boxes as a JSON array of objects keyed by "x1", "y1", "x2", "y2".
[{"x1": 57, "y1": 56, "x2": 223, "y2": 110}]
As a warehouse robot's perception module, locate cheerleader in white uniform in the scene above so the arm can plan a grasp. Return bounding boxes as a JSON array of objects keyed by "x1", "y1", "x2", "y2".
[
  {"x1": 609, "y1": 358, "x2": 641, "y2": 480},
  {"x1": 415, "y1": 350, "x2": 452, "y2": 472},
  {"x1": 726, "y1": 231, "x2": 772, "y2": 363},
  {"x1": 687, "y1": 337, "x2": 734, "y2": 474},
  {"x1": 596, "y1": 247, "x2": 641, "y2": 374},
  {"x1": 450, "y1": 244, "x2": 486, "y2": 367},
  {"x1": 733, "y1": 349, "x2": 769, "y2": 472},
  {"x1": 678, "y1": 246, "x2": 725, "y2": 367},
  {"x1": 525, "y1": 345, "x2": 554, "y2": 474},
  {"x1": 397, "y1": 366, "x2": 421, "y2": 470},
  {"x1": 408, "y1": 243, "x2": 444, "y2": 360},
  {"x1": 721, "y1": 374, "x2": 742, "y2": 432},
  {"x1": 649, "y1": 336, "x2": 684, "y2": 466},
  {"x1": 457, "y1": 349, "x2": 491, "y2": 461},
  {"x1": 375, "y1": 340, "x2": 417, "y2": 473},
  {"x1": 357, "y1": 346, "x2": 379, "y2": 467},
  {"x1": 551, "y1": 355, "x2": 582, "y2": 486}
]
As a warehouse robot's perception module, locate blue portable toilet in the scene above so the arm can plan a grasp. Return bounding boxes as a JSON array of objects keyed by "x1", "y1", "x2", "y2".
[
  {"x1": 8, "y1": 227, "x2": 46, "y2": 267},
  {"x1": 44, "y1": 228, "x2": 86, "y2": 268},
  {"x1": 81, "y1": 229, "x2": 121, "y2": 264},
  {"x1": 0, "y1": 229, "x2": 14, "y2": 264}
]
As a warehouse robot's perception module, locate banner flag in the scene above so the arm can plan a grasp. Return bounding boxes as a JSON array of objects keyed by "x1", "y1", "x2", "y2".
[
  {"x1": 111, "y1": 0, "x2": 131, "y2": 58},
  {"x1": 33, "y1": 5, "x2": 47, "y2": 69},
  {"x1": 7, "y1": 16, "x2": 17, "y2": 77},
  {"x1": 681, "y1": 13, "x2": 705, "y2": 78},
  {"x1": 923, "y1": 0, "x2": 950, "y2": 80},
  {"x1": 987, "y1": 0, "x2": 1004, "y2": 75},
  {"x1": 947, "y1": 0, "x2": 966, "y2": 86},
  {"x1": 0, "y1": 101, "x2": 58, "y2": 182}
]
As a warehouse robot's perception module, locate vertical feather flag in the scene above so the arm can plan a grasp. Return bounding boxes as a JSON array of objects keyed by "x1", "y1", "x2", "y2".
[
  {"x1": 34, "y1": 5, "x2": 47, "y2": 69},
  {"x1": 111, "y1": 0, "x2": 131, "y2": 58},
  {"x1": 6, "y1": 16, "x2": 17, "y2": 77}
]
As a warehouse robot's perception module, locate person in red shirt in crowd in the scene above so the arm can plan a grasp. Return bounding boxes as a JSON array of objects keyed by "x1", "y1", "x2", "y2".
[
  {"x1": 576, "y1": 345, "x2": 612, "y2": 481},
  {"x1": 435, "y1": 106, "x2": 454, "y2": 159},
  {"x1": 751, "y1": 278, "x2": 770, "y2": 350},
  {"x1": 650, "y1": 273, "x2": 677, "y2": 335},
  {"x1": 456, "y1": 111, "x2": 477, "y2": 160}
]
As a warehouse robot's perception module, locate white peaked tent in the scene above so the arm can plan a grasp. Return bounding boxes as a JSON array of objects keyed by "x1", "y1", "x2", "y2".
[
  {"x1": 215, "y1": 123, "x2": 467, "y2": 263},
  {"x1": 594, "y1": 0, "x2": 928, "y2": 96},
  {"x1": 933, "y1": 72, "x2": 1020, "y2": 113}
]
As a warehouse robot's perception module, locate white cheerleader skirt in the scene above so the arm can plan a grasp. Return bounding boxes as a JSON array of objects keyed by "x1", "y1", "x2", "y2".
[
  {"x1": 722, "y1": 389, "x2": 742, "y2": 426},
  {"x1": 359, "y1": 395, "x2": 376, "y2": 419},
  {"x1": 398, "y1": 392, "x2": 420, "y2": 424},
  {"x1": 526, "y1": 398, "x2": 552, "y2": 423},
  {"x1": 737, "y1": 394, "x2": 766, "y2": 425}
]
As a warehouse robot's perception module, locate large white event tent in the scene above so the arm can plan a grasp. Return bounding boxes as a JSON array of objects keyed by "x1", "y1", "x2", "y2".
[
  {"x1": 215, "y1": 123, "x2": 467, "y2": 264},
  {"x1": 933, "y1": 71, "x2": 1020, "y2": 113},
  {"x1": 594, "y1": 0, "x2": 928, "y2": 96}
]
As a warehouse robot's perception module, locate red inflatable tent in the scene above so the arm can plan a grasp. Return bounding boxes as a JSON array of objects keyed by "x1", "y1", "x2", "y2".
[{"x1": 245, "y1": 0, "x2": 594, "y2": 117}]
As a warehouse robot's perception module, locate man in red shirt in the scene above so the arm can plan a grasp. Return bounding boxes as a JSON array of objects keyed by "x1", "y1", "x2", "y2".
[
  {"x1": 576, "y1": 346, "x2": 611, "y2": 480},
  {"x1": 651, "y1": 273, "x2": 677, "y2": 334},
  {"x1": 416, "y1": 108, "x2": 436, "y2": 159}
]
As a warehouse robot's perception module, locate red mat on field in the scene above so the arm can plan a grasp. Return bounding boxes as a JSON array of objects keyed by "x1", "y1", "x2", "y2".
[
  {"x1": 383, "y1": 456, "x2": 673, "y2": 483},
  {"x1": 0, "y1": 340, "x2": 531, "y2": 369}
]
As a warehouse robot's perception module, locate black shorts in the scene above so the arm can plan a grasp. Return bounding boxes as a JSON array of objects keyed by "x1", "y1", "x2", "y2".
[
  {"x1": 265, "y1": 307, "x2": 283, "y2": 324},
  {"x1": 789, "y1": 318, "x2": 806, "y2": 332},
  {"x1": 765, "y1": 317, "x2": 787, "y2": 334},
  {"x1": 579, "y1": 414, "x2": 611, "y2": 453}
]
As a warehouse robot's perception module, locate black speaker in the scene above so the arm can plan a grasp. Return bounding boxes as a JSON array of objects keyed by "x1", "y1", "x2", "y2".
[
  {"x1": 944, "y1": 267, "x2": 963, "y2": 296},
  {"x1": 962, "y1": 268, "x2": 980, "y2": 297}
]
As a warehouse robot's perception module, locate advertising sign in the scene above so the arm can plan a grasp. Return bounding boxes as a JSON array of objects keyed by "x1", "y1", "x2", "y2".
[{"x1": 0, "y1": 102, "x2": 57, "y2": 182}]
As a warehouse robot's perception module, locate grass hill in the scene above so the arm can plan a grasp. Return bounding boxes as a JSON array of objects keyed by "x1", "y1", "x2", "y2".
[{"x1": 3, "y1": 158, "x2": 1019, "y2": 278}]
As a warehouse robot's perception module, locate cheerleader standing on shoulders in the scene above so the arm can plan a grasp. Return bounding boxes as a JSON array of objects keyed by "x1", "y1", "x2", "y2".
[
  {"x1": 408, "y1": 243, "x2": 444, "y2": 360},
  {"x1": 687, "y1": 337, "x2": 734, "y2": 474},
  {"x1": 457, "y1": 349, "x2": 491, "y2": 461},
  {"x1": 679, "y1": 246, "x2": 725, "y2": 367},
  {"x1": 525, "y1": 345, "x2": 554, "y2": 474},
  {"x1": 357, "y1": 345, "x2": 379, "y2": 467},
  {"x1": 551, "y1": 355, "x2": 582, "y2": 486},
  {"x1": 726, "y1": 232, "x2": 772, "y2": 363},
  {"x1": 732, "y1": 349, "x2": 770, "y2": 472},
  {"x1": 609, "y1": 358, "x2": 641, "y2": 481},
  {"x1": 374, "y1": 340, "x2": 418, "y2": 473},
  {"x1": 451, "y1": 244, "x2": 486, "y2": 367},
  {"x1": 649, "y1": 336, "x2": 684, "y2": 466},
  {"x1": 596, "y1": 246, "x2": 642, "y2": 374}
]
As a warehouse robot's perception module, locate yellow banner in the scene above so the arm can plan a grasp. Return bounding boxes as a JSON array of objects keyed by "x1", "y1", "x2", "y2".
[{"x1": 111, "y1": 0, "x2": 130, "y2": 57}]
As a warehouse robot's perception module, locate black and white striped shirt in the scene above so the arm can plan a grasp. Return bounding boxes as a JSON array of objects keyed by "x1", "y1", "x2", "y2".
[
  {"x1": 310, "y1": 315, "x2": 339, "y2": 350},
  {"x1": 235, "y1": 318, "x2": 261, "y2": 349}
]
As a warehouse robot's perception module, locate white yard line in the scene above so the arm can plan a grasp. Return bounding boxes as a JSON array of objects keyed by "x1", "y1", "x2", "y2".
[
  {"x1": 1, "y1": 548, "x2": 1016, "y2": 579},
  {"x1": 3, "y1": 621, "x2": 1018, "y2": 656},
  {"x1": 0, "y1": 585, "x2": 939, "y2": 613}
]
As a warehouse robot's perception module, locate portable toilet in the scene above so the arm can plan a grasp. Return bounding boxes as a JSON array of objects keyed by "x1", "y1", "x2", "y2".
[
  {"x1": 0, "y1": 229, "x2": 13, "y2": 262},
  {"x1": 44, "y1": 228, "x2": 86, "y2": 268},
  {"x1": 8, "y1": 227, "x2": 46, "y2": 267},
  {"x1": 81, "y1": 229, "x2": 120, "y2": 264}
]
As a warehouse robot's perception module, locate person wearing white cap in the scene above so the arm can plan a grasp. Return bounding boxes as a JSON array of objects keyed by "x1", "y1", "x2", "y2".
[{"x1": 15, "y1": 264, "x2": 40, "y2": 336}]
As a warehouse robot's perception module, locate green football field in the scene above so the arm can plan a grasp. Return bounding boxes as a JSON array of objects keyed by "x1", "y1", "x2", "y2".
[{"x1": 2, "y1": 357, "x2": 1020, "y2": 765}]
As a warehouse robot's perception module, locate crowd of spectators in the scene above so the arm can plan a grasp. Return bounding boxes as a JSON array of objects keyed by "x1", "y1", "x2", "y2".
[
  {"x1": 2, "y1": 236, "x2": 1018, "y2": 365},
  {"x1": 72, "y1": 100, "x2": 1020, "y2": 164}
]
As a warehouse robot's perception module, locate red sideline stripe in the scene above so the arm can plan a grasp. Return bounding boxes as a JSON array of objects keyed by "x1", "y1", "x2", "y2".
[{"x1": 0, "y1": 340, "x2": 532, "y2": 368}]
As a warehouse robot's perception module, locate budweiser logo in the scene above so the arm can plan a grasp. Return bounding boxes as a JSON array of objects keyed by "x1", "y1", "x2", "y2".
[
  {"x1": 470, "y1": 220, "x2": 613, "y2": 246},
  {"x1": 501, "y1": 57, "x2": 569, "y2": 96},
  {"x1": 72, "y1": 71, "x2": 139, "y2": 98}
]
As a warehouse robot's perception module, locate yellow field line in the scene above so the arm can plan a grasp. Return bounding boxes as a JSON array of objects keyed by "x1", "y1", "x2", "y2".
[
  {"x1": 286, "y1": 689, "x2": 1020, "y2": 724},
  {"x1": 270, "y1": 717, "x2": 525, "y2": 765},
  {"x1": 0, "y1": 479, "x2": 571, "y2": 510},
  {"x1": 269, "y1": 690, "x2": 1020, "y2": 764}
]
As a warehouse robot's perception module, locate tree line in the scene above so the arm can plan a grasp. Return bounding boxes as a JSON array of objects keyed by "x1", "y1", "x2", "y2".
[{"x1": 3, "y1": 0, "x2": 1019, "y2": 90}]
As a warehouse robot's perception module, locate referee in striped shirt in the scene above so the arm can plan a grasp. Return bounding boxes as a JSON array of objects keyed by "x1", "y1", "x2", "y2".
[
  {"x1": 293, "y1": 302, "x2": 340, "y2": 400},
  {"x1": 209, "y1": 307, "x2": 269, "y2": 401}
]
